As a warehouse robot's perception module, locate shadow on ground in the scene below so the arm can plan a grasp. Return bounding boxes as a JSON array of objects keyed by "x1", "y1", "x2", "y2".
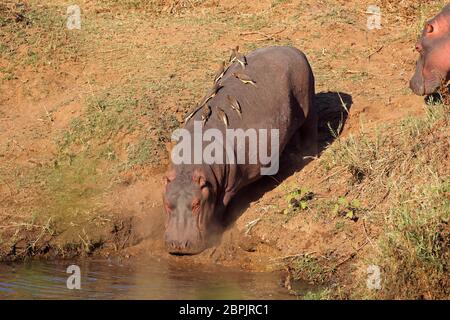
[{"x1": 221, "y1": 91, "x2": 353, "y2": 228}]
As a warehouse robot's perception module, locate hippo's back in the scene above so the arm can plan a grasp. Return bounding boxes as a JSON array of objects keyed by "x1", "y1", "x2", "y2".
[
  {"x1": 193, "y1": 46, "x2": 315, "y2": 146},
  {"x1": 183, "y1": 46, "x2": 316, "y2": 188}
]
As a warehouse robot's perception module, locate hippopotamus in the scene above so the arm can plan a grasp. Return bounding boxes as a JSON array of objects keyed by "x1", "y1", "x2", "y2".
[
  {"x1": 410, "y1": 4, "x2": 450, "y2": 95},
  {"x1": 163, "y1": 46, "x2": 317, "y2": 254}
]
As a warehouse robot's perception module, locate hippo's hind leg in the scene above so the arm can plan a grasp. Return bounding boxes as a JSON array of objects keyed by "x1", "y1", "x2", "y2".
[
  {"x1": 298, "y1": 97, "x2": 318, "y2": 162},
  {"x1": 291, "y1": 52, "x2": 318, "y2": 162},
  {"x1": 293, "y1": 74, "x2": 318, "y2": 163}
]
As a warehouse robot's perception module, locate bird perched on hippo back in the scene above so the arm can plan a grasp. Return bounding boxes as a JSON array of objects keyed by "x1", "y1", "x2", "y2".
[
  {"x1": 229, "y1": 46, "x2": 239, "y2": 63},
  {"x1": 163, "y1": 46, "x2": 317, "y2": 255},
  {"x1": 226, "y1": 94, "x2": 242, "y2": 118},
  {"x1": 184, "y1": 82, "x2": 223, "y2": 123},
  {"x1": 201, "y1": 104, "x2": 211, "y2": 125},
  {"x1": 213, "y1": 61, "x2": 226, "y2": 83},
  {"x1": 233, "y1": 72, "x2": 257, "y2": 87},
  {"x1": 215, "y1": 107, "x2": 229, "y2": 128},
  {"x1": 410, "y1": 4, "x2": 450, "y2": 96},
  {"x1": 229, "y1": 46, "x2": 247, "y2": 69}
]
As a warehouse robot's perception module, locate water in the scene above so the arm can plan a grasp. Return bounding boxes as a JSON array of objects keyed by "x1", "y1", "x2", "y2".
[{"x1": 0, "y1": 258, "x2": 297, "y2": 300}]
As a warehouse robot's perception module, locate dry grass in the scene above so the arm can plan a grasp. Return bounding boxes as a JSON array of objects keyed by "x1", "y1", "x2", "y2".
[
  {"x1": 380, "y1": 0, "x2": 429, "y2": 20},
  {"x1": 379, "y1": 0, "x2": 445, "y2": 21},
  {"x1": 437, "y1": 81, "x2": 450, "y2": 106},
  {"x1": 100, "y1": 0, "x2": 210, "y2": 14},
  {"x1": 379, "y1": 181, "x2": 449, "y2": 299},
  {"x1": 318, "y1": 100, "x2": 449, "y2": 299},
  {"x1": 0, "y1": 1, "x2": 84, "y2": 70}
]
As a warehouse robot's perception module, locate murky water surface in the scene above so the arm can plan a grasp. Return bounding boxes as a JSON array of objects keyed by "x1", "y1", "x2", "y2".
[{"x1": 0, "y1": 258, "x2": 298, "y2": 300}]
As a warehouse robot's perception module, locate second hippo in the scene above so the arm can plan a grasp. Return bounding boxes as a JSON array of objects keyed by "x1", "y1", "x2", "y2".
[{"x1": 410, "y1": 4, "x2": 450, "y2": 95}]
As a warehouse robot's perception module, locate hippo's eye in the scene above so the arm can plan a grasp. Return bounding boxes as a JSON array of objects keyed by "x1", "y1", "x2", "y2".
[
  {"x1": 425, "y1": 23, "x2": 434, "y2": 33},
  {"x1": 192, "y1": 199, "x2": 201, "y2": 212}
]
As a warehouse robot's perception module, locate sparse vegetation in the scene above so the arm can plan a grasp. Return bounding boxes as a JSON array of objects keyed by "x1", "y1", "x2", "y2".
[
  {"x1": 290, "y1": 255, "x2": 329, "y2": 284},
  {"x1": 295, "y1": 100, "x2": 448, "y2": 299},
  {"x1": 378, "y1": 180, "x2": 449, "y2": 299},
  {"x1": 103, "y1": 0, "x2": 208, "y2": 15},
  {"x1": 332, "y1": 197, "x2": 362, "y2": 222},
  {"x1": 283, "y1": 187, "x2": 314, "y2": 214},
  {"x1": 57, "y1": 84, "x2": 178, "y2": 168},
  {"x1": 302, "y1": 288, "x2": 331, "y2": 300},
  {"x1": 0, "y1": 1, "x2": 84, "y2": 72}
]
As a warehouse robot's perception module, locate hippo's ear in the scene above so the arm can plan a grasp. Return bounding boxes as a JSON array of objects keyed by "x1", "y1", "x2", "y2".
[
  {"x1": 192, "y1": 169, "x2": 207, "y2": 188},
  {"x1": 425, "y1": 23, "x2": 434, "y2": 33},
  {"x1": 163, "y1": 169, "x2": 176, "y2": 186}
]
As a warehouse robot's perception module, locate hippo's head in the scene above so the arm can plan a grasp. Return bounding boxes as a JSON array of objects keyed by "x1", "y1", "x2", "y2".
[
  {"x1": 410, "y1": 5, "x2": 450, "y2": 96},
  {"x1": 163, "y1": 166, "x2": 220, "y2": 255}
]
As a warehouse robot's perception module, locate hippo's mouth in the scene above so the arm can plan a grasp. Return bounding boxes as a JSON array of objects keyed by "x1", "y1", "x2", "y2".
[
  {"x1": 164, "y1": 222, "x2": 210, "y2": 255},
  {"x1": 410, "y1": 77, "x2": 441, "y2": 96},
  {"x1": 165, "y1": 239, "x2": 207, "y2": 255},
  {"x1": 410, "y1": 59, "x2": 445, "y2": 96}
]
